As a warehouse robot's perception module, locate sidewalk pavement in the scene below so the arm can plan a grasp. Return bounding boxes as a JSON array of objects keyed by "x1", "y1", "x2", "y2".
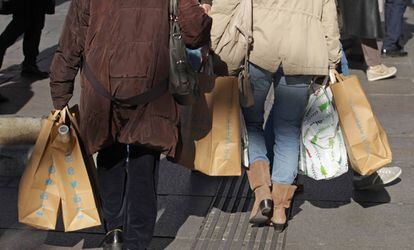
[{"x1": 0, "y1": 2, "x2": 414, "y2": 249}]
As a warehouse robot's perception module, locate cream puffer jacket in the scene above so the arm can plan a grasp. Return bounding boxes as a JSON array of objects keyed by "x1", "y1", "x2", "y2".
[{"x1": 211, "y1": 0, "x2": 342, "y2": 76}]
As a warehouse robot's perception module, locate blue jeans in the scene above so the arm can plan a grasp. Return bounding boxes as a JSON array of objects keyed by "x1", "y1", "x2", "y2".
[
  {"x1": 383, "y1": 0, "x2": 408, "y2": 50},
  {"x1": 340, "y1": 48, "x2": 350, "y2": 76},
  {"x1": 242, "y1": 63, "x2": 310, "y2": 185}
]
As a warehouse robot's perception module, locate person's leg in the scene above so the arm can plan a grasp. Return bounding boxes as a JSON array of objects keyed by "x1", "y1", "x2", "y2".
[
  {"x1": 271, "y1": 76, "x2": 309, "y2": 185},
  {"x1": 383, "y1": 0, "x2": 408, "y2": 56},
  {"x1": 270, "y1": 74, "x2": 309, "y2": 231},
  {"x1": 361, "y1": 38, "x2": 381, "y2": 67},
  {"x1": 243, "y1": 63, "x2": 273, "y2": 164},
  {"x1": 21, "y1": 9, "x2": 48, "y2": 77},
  {"x1": 243, "y1": 63, "x2": 274, "y2": 225},
  {"x1": 361, "y1": 38, "x2": 397, "y2": 81},
  {"x1": 123, "y1": 145, "x2": 160, "y2": 250},
  {"x1": 383, "y1": 0, "x2": 408, "y2": 49},
  {"x1": 0, "y1": 13, "x2": 26, "y2": 68},
  {"x1": 96, "y1": 143, "x2": 128, "y2": 232},
  {"x1": 340, "y1": 48, "x2": 350, "y2": 76}
]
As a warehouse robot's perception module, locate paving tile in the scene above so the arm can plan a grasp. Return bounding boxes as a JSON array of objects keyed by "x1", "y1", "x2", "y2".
[
  {"x1": 287, "y1": 201, "x2": 414, "y2": 249},
  {"x1": 154, "y1": 195, "x2": 212, "y2": 239},
  {"x1": 296, "y1": 166, "x2": 412, "y2": 204},
  {"x1": 0, "y1": 228, "x2": 103, "y2": 249},
  {"x1": 368, "y1": 95, "x2": 414, "y2": 136},
  {"x1": 388, "y1": 136, "x2": 414, "y2": 164},
  {"x1": 157, "y1": 159, "x2": 222, "y2": 197},
  {"x1": 360, "y1": 78, "x2": 414, "y2": 96},
  {"x1": 150, "y1": 237, "x2": 194, "y2": 250}
]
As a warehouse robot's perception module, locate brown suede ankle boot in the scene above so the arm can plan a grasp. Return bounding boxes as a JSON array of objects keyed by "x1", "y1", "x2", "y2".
[
  {"x1": 271, "y1": 183, "x2": 297, "y2": 232},
  {"x1": 246, "y1": 161, "x2": 273, "y2": 225}
]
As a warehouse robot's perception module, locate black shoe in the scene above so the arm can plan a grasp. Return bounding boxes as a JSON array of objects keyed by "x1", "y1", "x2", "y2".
[
  {"x1": 21, "y1": 64, "x2": 49, "y2": 79},
  {"x1": 381, "y1": 48, "x2": 408, "y2": 57},
  {"x1": 100, "y1": 229, "x2": 123, "y2": 250}
]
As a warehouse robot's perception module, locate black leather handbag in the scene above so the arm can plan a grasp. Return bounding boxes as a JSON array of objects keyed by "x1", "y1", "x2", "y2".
[{"x1": 168, "y1": 0, "x2": 199, "y2": 105}]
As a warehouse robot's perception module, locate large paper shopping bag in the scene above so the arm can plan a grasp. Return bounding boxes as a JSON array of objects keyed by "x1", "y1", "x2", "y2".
[
  {"x1": 50, "y1": 107, "x2": 101, "y2": 232},
  {"x1": 18, "y1": 111, "x2": 61, "y2": 230},
  {"x1": 18, "y1": 107, "x2": 101, "y2": 231},
  {"x1": 330, "y1": 72, "x2": 392, "y2": 176},
  {"x1": 175, "y1": 76, "x2": 242, "y2": 176}
]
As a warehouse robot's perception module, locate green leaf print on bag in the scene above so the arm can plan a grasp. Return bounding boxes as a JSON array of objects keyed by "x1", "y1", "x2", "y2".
[
  {"x1": 319, "y1": 102, "x2": 329, "y2": 112},
  {"x1": 320, "y1": 165, "x2": 327, "y2": 177}
]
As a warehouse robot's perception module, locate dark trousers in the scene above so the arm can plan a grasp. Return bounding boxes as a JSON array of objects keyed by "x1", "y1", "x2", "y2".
[
  {"x1": 0, "y1": 8, "x2": 45, "y2": 66},
  {"x1": 383, "y1": 0, "x2": 408, "y2": 50},
  {"x1": 97, "y1": 143, "x2": 160, "y2": 250}
]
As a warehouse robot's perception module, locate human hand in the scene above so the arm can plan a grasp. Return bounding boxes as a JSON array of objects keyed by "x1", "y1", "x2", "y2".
[
  {"x1": 329, "y1": 69, "x2": 336, "y2": 84},
  {"x1": 200, "y1": 4, "x2": 211, "y2": 14}
]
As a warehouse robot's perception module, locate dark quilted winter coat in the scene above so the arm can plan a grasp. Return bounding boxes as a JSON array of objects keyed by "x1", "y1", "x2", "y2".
[{"x1": 49, "y1": 0, "x2": 212, "y2": 156}]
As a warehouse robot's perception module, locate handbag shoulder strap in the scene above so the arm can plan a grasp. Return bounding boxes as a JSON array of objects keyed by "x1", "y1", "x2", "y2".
[{"x1": 169, "y1": 0, "x2": 178, "y2": 17}]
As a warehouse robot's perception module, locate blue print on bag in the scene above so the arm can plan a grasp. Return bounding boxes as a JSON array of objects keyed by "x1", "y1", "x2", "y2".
[
  {"x1": 73, "y1": 195, "x2": 81, "y2": 203},
  {"x1": 65, "y1": 154, "x2": 73, "y2": 162},
  {"x1": 40, "y1": 192, "x2": 48, "y2": 200},
  {"x1": 70, "y1": 181, "x2": 78, "y2": 188},
  {"x1": 77, "y1": 214, "x2": 84, "y2": 220},
  {"x1": 67, "y1": 167, "x2": 75, "y2": 175},
  {"x1": 48, "y1": 166, "x2": 56, "y2": 174},
  {"x1": 36, "y1": 210, "x2": 44, "y2": 217},
  {"x1": 45, "y1": 179, "x2": 53, "y2": 185}
]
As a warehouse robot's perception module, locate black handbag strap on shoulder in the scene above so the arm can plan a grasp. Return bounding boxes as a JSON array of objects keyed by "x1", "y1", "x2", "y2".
[
  {"x1": 82, "y1": 61, "x2": 168, "y2": 108},
  {"x1": 169, "y1": 0, "x2": 177, "y2": 17}
]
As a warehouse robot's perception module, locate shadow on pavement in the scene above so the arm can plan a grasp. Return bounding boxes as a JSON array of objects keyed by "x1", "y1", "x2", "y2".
[
  {"x1": 0, "y1": 45, "x2": 57, "y2": 115},
  {"x1": 291, "y1": 169, "x2": 394, "y2": 219}
]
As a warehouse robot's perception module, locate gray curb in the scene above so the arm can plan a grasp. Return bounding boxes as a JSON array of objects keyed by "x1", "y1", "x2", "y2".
[
  {"x1": 0, "y1": 117, "x2": 41, "y2": 176},
  {"x1": 0, "y1": 117, "x2": 42, "y2": 145}
]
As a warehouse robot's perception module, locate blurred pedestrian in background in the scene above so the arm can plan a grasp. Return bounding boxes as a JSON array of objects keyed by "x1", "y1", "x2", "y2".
[
  {"x1": 0, "y1": 0, "x2": 55, "y2": 78},
  {"x1": 337, "y1": 0, "x2": 397, "y2": 81},
  {"x1": 382, "y1": 0, "x2": 408, "y2": 57}
]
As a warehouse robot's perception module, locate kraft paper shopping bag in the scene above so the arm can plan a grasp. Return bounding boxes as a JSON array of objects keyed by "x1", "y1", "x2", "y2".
[
  {"x1": 330, "y1": 71, "x2": 392, "y2": 176},
  {"x1": 175, "y1": 76, "x2": 242, "y2": 176},
  {"x1": 18, "y1": 107, "x2": 101, "y2": 231}
]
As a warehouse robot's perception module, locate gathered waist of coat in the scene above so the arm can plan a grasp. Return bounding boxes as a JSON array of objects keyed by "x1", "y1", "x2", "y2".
[{"x1": 253, "y1": 6, "x2": 321, "y2": 21}]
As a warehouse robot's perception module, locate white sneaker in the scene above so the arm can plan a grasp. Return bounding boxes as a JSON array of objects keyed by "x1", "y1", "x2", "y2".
[
  {"x1": 366, "y1": 64, "x2": 397, "y2": 81},
  {"x1": 377, "y1": 166, "x2": 402, "y2": 184},
  {"x1": 353, "y1": 166, "x2": 402, "y2": 190}
]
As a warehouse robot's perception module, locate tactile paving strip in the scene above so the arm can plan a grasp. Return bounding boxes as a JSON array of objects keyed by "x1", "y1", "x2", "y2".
[{"x1": 192, "y1": 171, "x2": 292, "y2": 250}]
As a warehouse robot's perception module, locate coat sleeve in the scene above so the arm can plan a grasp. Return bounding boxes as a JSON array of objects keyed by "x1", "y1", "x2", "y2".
[
  {"x1": 322, "y1": 0, "x2": 341, "y2": 68},
  {"x1": 49, "y1": 0, "x2": 90, "y2": 110},
  {"x1": 178, "y1": 0, "x2": 212, "y2": 49}
]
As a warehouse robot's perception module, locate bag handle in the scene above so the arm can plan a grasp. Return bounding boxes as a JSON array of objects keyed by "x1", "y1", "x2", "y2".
[
  {"x1": 330, "y1": 69, "x2": 345, "y2": 82},
  {"x1": 25, "y1": 110, "x2": 61, "y2": 178}
]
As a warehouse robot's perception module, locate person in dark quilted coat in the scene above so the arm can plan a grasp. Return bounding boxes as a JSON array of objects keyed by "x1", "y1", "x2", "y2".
[{"x1": 49, "y1": 0, "x2": 211, "y2": 249}]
